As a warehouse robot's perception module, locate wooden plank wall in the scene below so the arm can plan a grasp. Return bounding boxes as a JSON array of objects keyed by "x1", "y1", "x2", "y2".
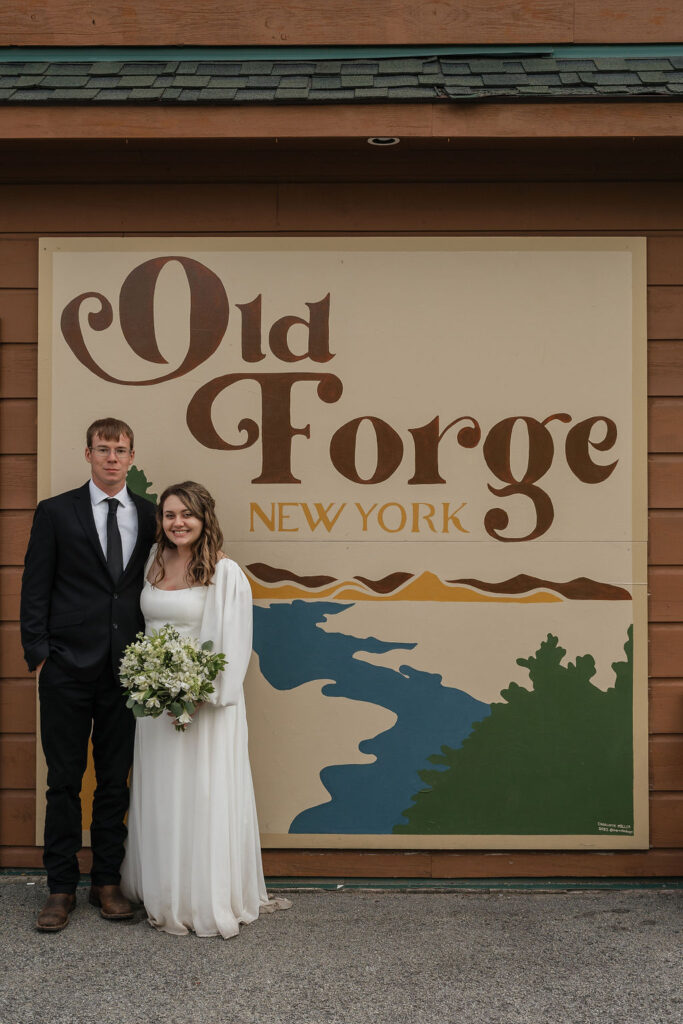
[
  {"x1": 1, "y1": 1, "x2": 680, "y2": 46},
  {"x1": 0, "y1": 182, "x2": 682, "y2": 877}
]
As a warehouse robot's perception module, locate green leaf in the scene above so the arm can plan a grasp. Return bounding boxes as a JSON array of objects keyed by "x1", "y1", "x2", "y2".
[
  {"x1": 170, "y1": 701, "x2": 183, "y2": 717},
  {"x1": 132, "y1": 704, "x2": 146, "y2": 718},
  {"x1": 201, "y1": 640, "x2": 214, "y2": 652}
]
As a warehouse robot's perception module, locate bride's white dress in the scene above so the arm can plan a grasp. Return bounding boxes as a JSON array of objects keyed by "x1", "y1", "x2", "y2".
[{"x1": 121, "y1": 555, "x2": 276, "y2": 938}]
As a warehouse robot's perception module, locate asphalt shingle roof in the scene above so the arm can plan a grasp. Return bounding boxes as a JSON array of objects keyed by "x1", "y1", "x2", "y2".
[{"x1": 0, "y1": 55, "x2": 682, "y2": 104}]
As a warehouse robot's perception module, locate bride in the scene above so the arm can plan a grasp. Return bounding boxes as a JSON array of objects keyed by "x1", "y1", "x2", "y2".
[{"x1": 121, "y1": 480, "x2": 289, "y2": 937}]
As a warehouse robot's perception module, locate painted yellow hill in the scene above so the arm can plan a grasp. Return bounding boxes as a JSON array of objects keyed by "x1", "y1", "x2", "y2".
[{"x1": 247, "y1": 569, "x2": 562, "y2": 603}]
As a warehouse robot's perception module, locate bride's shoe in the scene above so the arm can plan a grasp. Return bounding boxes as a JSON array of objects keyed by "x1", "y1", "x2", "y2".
[{"x1": 260, "y1": 895, "x2": 293, "y2": 914}]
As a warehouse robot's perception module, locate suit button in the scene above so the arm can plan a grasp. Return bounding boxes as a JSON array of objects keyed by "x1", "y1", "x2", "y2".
[
  {"x1": 113, "y1": 593, "x2": 118, "y2": 599},
  {"x1": 113, "y1": 623, "x2": 119, "y2": 630}
]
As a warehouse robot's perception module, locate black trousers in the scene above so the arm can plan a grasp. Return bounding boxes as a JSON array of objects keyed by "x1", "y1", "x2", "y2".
[{"x1": 38, "y1": 657, "x2": 135, "y2": 893}]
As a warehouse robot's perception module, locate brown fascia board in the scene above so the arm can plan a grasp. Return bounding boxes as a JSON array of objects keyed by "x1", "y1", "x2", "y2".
[{"x1": 0, "y1": 101, "x2": 683, "y2": 140}]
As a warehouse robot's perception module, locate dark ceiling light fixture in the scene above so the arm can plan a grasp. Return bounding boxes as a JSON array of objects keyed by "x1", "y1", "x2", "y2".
[{"x1": 367, "y1": 136, "x2": 401, "y2": 146}]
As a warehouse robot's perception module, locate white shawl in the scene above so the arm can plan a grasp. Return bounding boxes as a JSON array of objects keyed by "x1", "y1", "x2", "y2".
[{"x1": 198, "y1": 557, "x2": 253, "y2": 707}]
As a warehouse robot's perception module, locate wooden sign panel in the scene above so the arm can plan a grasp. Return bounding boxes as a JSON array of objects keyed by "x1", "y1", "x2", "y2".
[{"x1": 38, "y1": 237, "x2": 648, "y2": 848}]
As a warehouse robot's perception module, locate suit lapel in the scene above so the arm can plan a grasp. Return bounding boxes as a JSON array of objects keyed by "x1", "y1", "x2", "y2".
[{"x1": 73, "y1": 482, "x2": 109, "y2": 572}]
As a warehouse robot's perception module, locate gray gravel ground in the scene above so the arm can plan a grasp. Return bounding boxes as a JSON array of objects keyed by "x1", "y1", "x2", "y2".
[{"x1": 1, "y1": 876, "x2": 681, "y2": 1024}]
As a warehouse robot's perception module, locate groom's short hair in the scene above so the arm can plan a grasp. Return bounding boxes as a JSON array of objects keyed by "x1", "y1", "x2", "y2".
[{"x1": 86, "y1": 418, "x2": 134, "y2": 450}]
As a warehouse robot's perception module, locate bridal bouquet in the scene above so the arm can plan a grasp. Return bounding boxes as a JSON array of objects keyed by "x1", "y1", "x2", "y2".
[{"x1": 120, "y1": 625, "x2": 227, "y2": 732}]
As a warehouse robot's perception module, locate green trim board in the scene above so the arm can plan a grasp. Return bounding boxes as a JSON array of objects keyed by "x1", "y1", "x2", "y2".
[
  {"x1": 265, "y1": 878, "x2": 683, "y2": 891},
  {"x1": 3, "y1": 872, "x2": 681, "y2": 891},
  {"x1": 3, "y1": 44, "x2": 683, "y2": 62}
]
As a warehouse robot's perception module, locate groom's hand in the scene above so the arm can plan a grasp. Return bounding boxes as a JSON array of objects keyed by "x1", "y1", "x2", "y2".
[{"x1": 36, "y1": 659, "x2": 46, "y2": 678}]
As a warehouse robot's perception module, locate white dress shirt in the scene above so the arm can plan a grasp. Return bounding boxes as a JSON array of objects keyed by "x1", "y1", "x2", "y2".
[{"x1": 89, "y1": 480, "x2": 138, "y2": 570}]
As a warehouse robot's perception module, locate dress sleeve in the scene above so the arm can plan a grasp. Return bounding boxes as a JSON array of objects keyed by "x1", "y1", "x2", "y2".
[{"x1": 199, "y1": 558, "x2": 253, "y2": 707}]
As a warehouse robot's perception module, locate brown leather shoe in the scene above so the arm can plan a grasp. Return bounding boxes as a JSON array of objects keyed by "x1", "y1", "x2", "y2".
[
  {"x1": 36, "y1": 893, "x2": 76, "y2": 932},
  {"x1": 88, "y1": 884, "x2": 133, "y2": 920}
]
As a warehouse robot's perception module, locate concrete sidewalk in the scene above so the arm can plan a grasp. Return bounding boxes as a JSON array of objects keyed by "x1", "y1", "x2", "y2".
[{"x1": 2, "y1": 875, "x2": 681, "y2": 1024}]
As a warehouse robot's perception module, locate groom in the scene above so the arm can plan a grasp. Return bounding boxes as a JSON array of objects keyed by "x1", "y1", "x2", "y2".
[{"x1": 20, "y1": 418, "x2": 156, "y2": 931}]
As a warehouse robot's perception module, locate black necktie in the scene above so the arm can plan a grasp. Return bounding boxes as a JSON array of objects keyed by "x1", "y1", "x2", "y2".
[{"x1": 106, "y1": 498, "x2": 124, "y2": 582}]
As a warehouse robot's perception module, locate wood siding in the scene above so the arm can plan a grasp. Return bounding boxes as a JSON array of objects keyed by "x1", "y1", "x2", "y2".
[
  {"x1": 1, "y1": 183, "x2": 682, "y2": 878},
  {"x1": 0, "y1": 1, "x2": 680, "y2": 46}
]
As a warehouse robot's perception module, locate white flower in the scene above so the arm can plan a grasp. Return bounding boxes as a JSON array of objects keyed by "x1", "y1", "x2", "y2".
[
  {"x1": 145, "y1": 697, "x2": 161, "y2": 709},
  {"x1": 177, "y1": 710, "x2": 192, "y2": 725}
]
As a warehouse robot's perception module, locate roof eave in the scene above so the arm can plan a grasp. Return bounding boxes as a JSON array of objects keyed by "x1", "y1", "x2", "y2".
[{"x1": 1, "y1": 99, "x2": 682, "y2": 141}]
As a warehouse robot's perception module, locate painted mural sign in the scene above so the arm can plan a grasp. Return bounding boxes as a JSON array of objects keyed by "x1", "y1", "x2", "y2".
[{"x1": 39, "y1": 238, "x2": 648, "y2": 849}]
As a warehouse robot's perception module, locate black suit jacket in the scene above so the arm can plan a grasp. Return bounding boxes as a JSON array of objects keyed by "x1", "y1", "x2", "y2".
[{"x1": 20, "y1": 482, "x2": 157, "y2": 679}]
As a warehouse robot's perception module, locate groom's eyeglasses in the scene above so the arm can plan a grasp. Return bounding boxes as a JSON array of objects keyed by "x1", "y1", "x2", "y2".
[{"x1": 89, "y1": 446, "x2": 132, "y2": 459}]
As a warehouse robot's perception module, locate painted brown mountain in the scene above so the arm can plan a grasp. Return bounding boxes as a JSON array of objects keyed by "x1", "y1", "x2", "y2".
[
  {"x1": 450, "y1": 575, "x2": 631, "y2": 601},
  {"x1": 246, "y1": 563, "x2": 336, "y2": 589},
  {"x1": 247, "y1": 564, "x2": 415, "y2": 593},
  {"x1": 245, "y1": 564, "x2": 631, "y2": 603},
  {"x1": 353, "y1": 572, "x2": 414, "y2": 594}
]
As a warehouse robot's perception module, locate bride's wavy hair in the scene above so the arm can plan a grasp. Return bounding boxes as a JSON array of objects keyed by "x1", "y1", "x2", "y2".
[{"x1": 151, "y1": 481, "x2": 224, "y2": 587}]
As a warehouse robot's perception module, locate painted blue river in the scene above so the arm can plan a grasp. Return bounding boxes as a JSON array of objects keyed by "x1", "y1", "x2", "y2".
[{"x1": 252, "y1": 600, "x2": 490, "y2": 834}]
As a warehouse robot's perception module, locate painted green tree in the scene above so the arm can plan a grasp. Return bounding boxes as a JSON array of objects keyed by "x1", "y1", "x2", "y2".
[
  {"x1": 126, "y1": 466, "x2": 157, "y2": 505},
  {"x1": 394, "y1": 627, "x2": 633, "y2": 835}
]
